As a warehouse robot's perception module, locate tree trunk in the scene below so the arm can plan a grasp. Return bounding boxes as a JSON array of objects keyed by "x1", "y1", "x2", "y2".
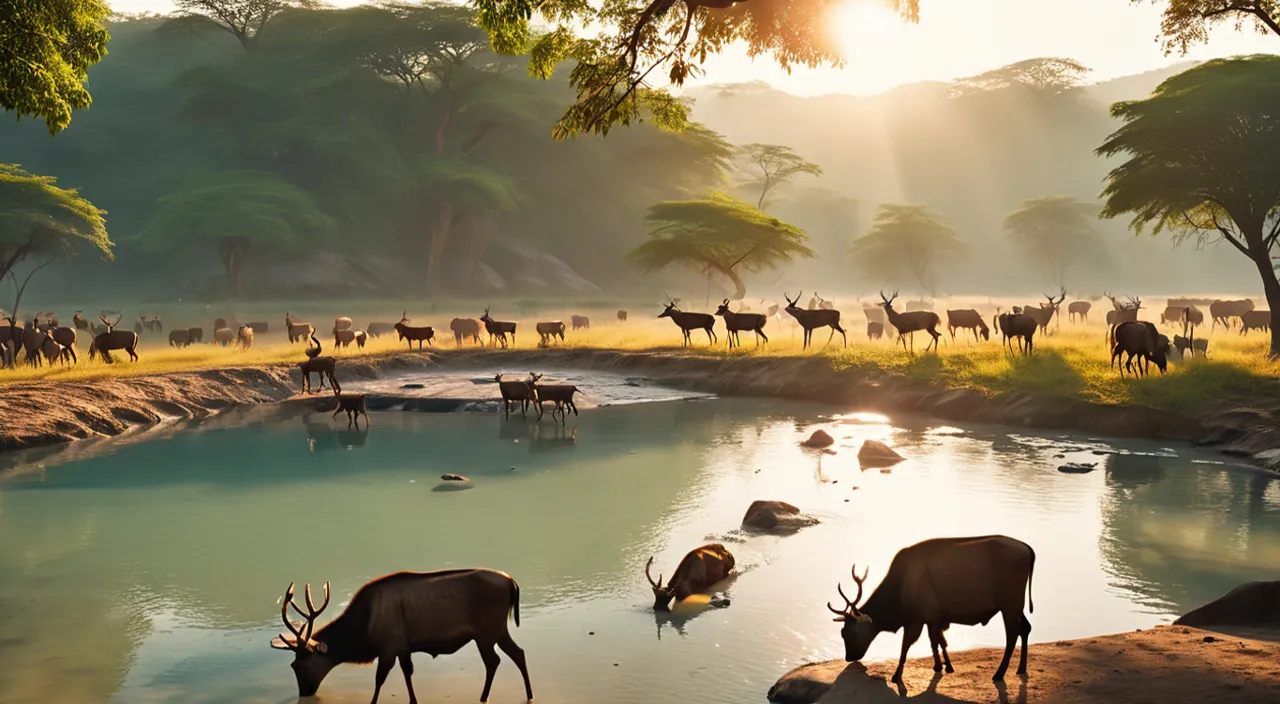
[
  {"x1": 219, "y1": 237, "x2": 250, "y2": 298},
  {"x1": 714, "y1": 266, "x2": 747, "y2": 300},
  {"x1": 1249, "y1": 242, "x2": 1280, "y2": 357},
  {"x1": 426, "y1": 203, "x2": 453, "y2": 295}
]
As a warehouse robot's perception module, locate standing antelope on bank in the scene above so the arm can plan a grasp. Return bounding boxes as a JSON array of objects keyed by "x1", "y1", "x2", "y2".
[
  {"x1": 784, "y1": 291, "x2": 846, "y2": 349},
  {"x1": 333, "y1": 317, "x2": 353, "y2": 335},
  {"x1": 237, "y1": 325, "x2": 255, "y2": 350},
  {"x1": 286, "y1": 312, "x2": 315, "y2": 343},
  {"x1": 1023, "y1": 289, "x2": 1065, "y2": 335},
  {"x1": 298, "y1": 335, "x2": 340, "y2": 394},
  {"x1": 480, "y1": 307, "x2": 517, "y2": 348},
  {"x1": 828, "y1": 535, "x2": 1035, "y2": 684},
  {"x1": 269, "y1": 570, "x2": 533, "y2": 704},
  {"x1": 997, "y1": 310, "x2": 1038, "y2": 355},
  {"x1": 335, "y1": 328, "x2": 368, "y2": 348},
  {"x1": 571, "y1": 314, "x2": 590, "y2": 331},
  {"x1": 495, "y1": 372, "x2": 538, "y2": 419},
  {"x1": 715, "y1": 299, "x2": 769, "y2": 348},
  {"x1": 394, "y1": 312, "x2": 435, "y2": 350},
  {"x1": 645, "y1": 544, "x2": 736, "y2": 611},
  {"x1": 88, "y1": 314, "x2": 140, "y2": 363},
  {"x1": 880, "y1": 291, "x2": 941, "y2": 353},
  {"x1": 945, "y1": 309, "x2": 989, "y2": 343},
  {"x1": 450, "y1": 317, "x2": 483, "y2": 346},
  {"x1": 535, "y1": 321, "x2": 566, "y2": 347},
  {"x1": 1067, "y1": 300, "x2": 1091, "y2": 323},
  {"x1": 658, "y1": 298, "x2": 717, "y2": 347}
]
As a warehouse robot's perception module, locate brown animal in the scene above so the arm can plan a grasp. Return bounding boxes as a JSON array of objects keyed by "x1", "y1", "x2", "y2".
[
  {"x1": 1240, "y1": 310, "x2": 1271, "y2": 335},
  {"x1": 298, "y1": 335, "x2": 340, "y2": 394},
  {"x1": 20, "y1": 319, "x2": 45, "y2": 367},
  {"x1": 879, "y1": 291, "x2": 940, "y2": 353},
  {"x1": 1067, "y1": 300, "x2": 1091, "y2": 323},
  {"x1": 659, "y1": 298, "x2": 718, "y2": 347},
  {"x1": 333, "y1": 317, "x2": 353, "y2": 335},
  {"x1": 1023, "y1": 289, "x2": 1065, "y2": 334},
  {"x1": 332, "y1": 391, "x2": 369, "y2": 428},
  {"x1": 286, "y1": 311, "x2": 315, "y2": 343},
  {"x1": 813, "y1": 292, "x2": 835, "y2": 310},
  {"x1": 237, "y1": 325, "x2": 255, "y2": 349},
  {"x1": 145, "y1": 315, "x2": 163, "y2": 333},
  {"x1": 783, "y1": 291, "x2": 846, "y2": 349},
  {"x1": 1210, "y1": 298, "x2": 1255, "y2": 330},
  {"x1": 996, "y1": 311, "x2": 1037, "y2": 354},
  {"x1": 571, "y1": 314, "x2": 590, "y2": 331},
  {"x1": 495, "y1": 372, "x2": 538, "y2": 419},
  {"x1": 213, "y1": 317, "x2": 229, "y2": 331},
  {"x1": 169, "y1": 329, "x2": 193, "y2": 348},
  {"x1": 366, "y1": 321, "x2": 396, "y2": 338},
  {"x1": 1111, "y1": 321, "x2": 1168, "y2": 376},
  {"x1": 945, "y1": 309, "x2": 990, "y2": 343},
  {"x1": 213, "y1": 327, "x2": 236, "y2": 347},
  {"x1": 863, "y1": 306, "x2": 887, "y2": 325},
  {"x1": 617, "y1": 309, "x2": 628, "y2": 322},
  {"x1": 480, "y1": 307, "x2": 518, "y2": 348},
  {"x1": 450, "y1": 317, "x2": 483, "y2": 346},
  {"x1": 867, "y1": 321, "x2": 885, "y2": 340},
  {"x1": 535, "y1": 321, "x2": 566, "y2": 347},
  {"x1": 715, "y1": 299, "x2": 769, "y2": 348},
  {"x1": 1104, "y1": 294, "x2": 1142, "y2": 327},
  {"x1": 529, "y1": 378, "x2": 582, "y2": 424},
  {"x1": 827, "y1": 535, "x2": 1035, "y2": 684},
  {"x1": 72, "y1": 311, "x2": 89, "y2": 331},
  {"x1": 1183, "y1": 306, "x2": 1204, "y2": 328},
  {"x1": 269, "y1": 569, "x2": 532, "y2": 704},
  {"x1": 394, "y1": 312, "x2": 435, "y2": 350},
  {"x1": 188, "y1": 327, "x2": 204, "y2": 344},
  {"x1": 49, "y1": 326, "x2": 77, "y2": 364},
  {"x1": 88, "y1": 314, "x2": 139, "y2": 363},
  {"x1": 645, "y1": 544, "x2": 735, "y2": 611},
  {"x1": 334, "y1": 329, "x2": 367, "y2": 348},
  {"x1": 1160, "y1": 306, "x2": 1185, "y2": 325},
  {"x1": 1172, "y1": 334, "x2": 1209, "y2": 358}
]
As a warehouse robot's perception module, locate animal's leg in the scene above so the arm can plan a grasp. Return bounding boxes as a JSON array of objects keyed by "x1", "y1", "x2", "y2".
[
  {"x1": 398, "y1": 653, "x2": 418, "y2": 704},
  {"x1": 993, "y1": 610, "x2": 1020, "y2": 681},
  {"x1": 1017, "y1": 613, "x2": 1032, "y2": 675},
  {"x1": 893, "y1": 623, "x2": 923, "y2": 684},
  {"x1": 333, "y1": 405, "x2": 342, "y2": 420},
  {"x1": 937, "y1": 626, "x2": 954, "y2": 673},
  {"x1": 371, "y1": 655, "x2": 395, "y2": 704},
  {"x1": 704, "y1": 327, "x2": 714, "y2": 345},
  {"x1": 498, "y1": 632, "x2": 534, "y2": 701},
  {"x1": 930, "y1": 330, "x2": 940, "y2": 351},
  {"x1": 927, "y1": 623, "x2": 944, "y2": 672},
  {"x1": 476, "y1": 640, "x2": 502, "y2": 703}
]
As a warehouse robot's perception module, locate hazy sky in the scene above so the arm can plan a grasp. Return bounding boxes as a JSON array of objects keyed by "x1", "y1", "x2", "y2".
[{"x1": 109, "y1": 0, "x2": 1278, "y2": 95}]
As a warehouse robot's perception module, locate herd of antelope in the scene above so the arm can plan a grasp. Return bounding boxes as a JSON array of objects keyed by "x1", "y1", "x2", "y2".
[{"x1": 271, "y1": 531, "x2": 1037, "y2": 702}]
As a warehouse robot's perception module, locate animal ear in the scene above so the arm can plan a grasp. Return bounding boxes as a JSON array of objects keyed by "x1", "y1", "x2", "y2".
[
  {"x1": 313, "y1": 641, "x2": 328, "y2": 653},
  {"x1": 271, "y1": 634, "x2": 296, "y2": 650}
]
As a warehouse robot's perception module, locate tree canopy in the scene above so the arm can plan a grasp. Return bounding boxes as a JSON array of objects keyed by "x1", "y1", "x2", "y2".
[
  {"x1": 1001, "y1": 195, "x2": 1107, "y2": 289},
  {"x1": 1137, "y1": 1, "x2": 1280, "y2": 55},
  {"x1": 0, "y1": 163, "x2": 111, "y2": 295},
  {"x1": 1097, "y1": 54, "x2": 1280, "y2": 355},
  {"x1": 627, "y1": 191, "x2": 813, "y2": 299},
  {"x1": 849, "y1": 203, "x2": 966, "y2": 295},
  {"x1": 0, "y1": 0, "x2": 111, "y2": 134},
  {"x1": 737, "y1": 143, "x2": 823, "y2": 209},
  {"x1": 474, "y1": 0, "x2": 921, "y2": 139},
  {"x1": 169, "y1": 0, "x2": 322, "y2": 52}
]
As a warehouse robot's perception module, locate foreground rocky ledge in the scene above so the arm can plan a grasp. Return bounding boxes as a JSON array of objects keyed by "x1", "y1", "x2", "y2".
[
  {"x1": 2, "y1": 349, "x2": 1278, "y2": 471},
  {"x1": 769, "y1": 625, "x2": 1280, "y2": 703}
]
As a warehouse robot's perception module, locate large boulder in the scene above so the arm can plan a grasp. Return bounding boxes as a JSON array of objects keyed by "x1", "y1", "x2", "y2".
[
  {"x1": 767, "y1": 661, "x2": 847, "y2": 704},
  {"x1": 483, "y1": 237, "x2": 604, "y2": 296},
  {"x1": 742, "y1": 500, "x2": 819, "y2": 534},
  {"x1": 1175, "y1": 580, "x2": 1280, "y2": 628},
  {"x1": 470, "y1": 262, "x2": 507, "y2": 294},
  {"x1": 801, "y1": 429, "x2": 835, "y2": 448},
  {"x1": 857, "y1": 439, "x2": 905, "y2": 467}
]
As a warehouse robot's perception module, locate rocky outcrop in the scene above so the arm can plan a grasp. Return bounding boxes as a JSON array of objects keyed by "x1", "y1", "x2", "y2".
[
  {"x1": 1175, "y1": 581, "x2": 1280, "y2": 628},
  {"x1": 801, "y1": 429, "x2": 835, "y2": 448},
  {"x1": 481, "y1": 238, "x2": 604, "y2": 296},
  {"x1": 767, "y1": 661, "x2": 847, "y2": 704},
  {"x1": 742, "y1": 500, "x2": 819, "y2": 534},
  {"x1": 857, "y1": 440, "x2": 904, "y2": 467}
]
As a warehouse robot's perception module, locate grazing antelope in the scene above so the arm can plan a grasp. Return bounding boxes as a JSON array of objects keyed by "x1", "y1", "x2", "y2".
[
  {"x1": 715, "y1": 299, "x2": 768, "y2": 348},
  {"x1": 450, "y1": 317, "x2": 483, "y2": 346},
  {"x1": 366, "y1": 321, "x2": 396, "y2": 338},
  {"x1": 334, "y1": 329, "x2": 368, "y2": 348},
  {"x1": 331, "y1": 391, "x2": 369, "y2": 428},
  {"x1": 1240, "y1": 310, "x2": 1271, "y2": 335},
  {"x1": 237, "y1": 325, "x2": 255, "y2": 349},
  {"x1": 480, "y1": 307, "x2": 517, "y2": 348},
  {"x1": 645, "y1": 544, "x2": 736, "y2": 611},
  {"x1": 49, "y1": 325, "x2": 77, "y2": 364},
  {"x1": 571, "y1": 314, "x2": 590, "y2": 331},
  {"x1": 1173, "y1": 334, "x2": 1209, "y2": 358},
  {"x1": 945, "y1": 309, "x2": 990, "y2": 343},
  {"x1": 784, "y1": 291, "x2": 846, "y2": 349},
  {"x1": 1067, "y1": 300, "x2": 1091, "y2": 323},
  {"x1": 72, "y1": 311, "x2": 89, "y2": 331},
  {"x1": 1160, "y1": 306, "x2": 1184, "y2": 325},
  {"x1": 535, "y1": 321, "x2": 566, "y2": 347},
  {"x1": 394, "y1": 312, "x2": 435, "y2": 350},
  {"x1": 495, "y1": 372, "x2": 538, "y2": 419},
  {"x1": 1210, "y1": 298, "x2": 1255, "y2": 330},
  {"x1": 333, "y1": 317, "x2": 353, "y2": 335},
  {"x1": 828, "y1": 536, "x2": 1035, "y2": 684},
  {"x1": 168, "y1": 329, "x2": 193, "y2": 348},
  {"x1": 269, "y1": 570, "x2": 533, "y2": 704},
  {"x1": 298, "y1": 335, "x2": 340, "y2": 394},
  {"x1": 188, "y1": 327, "x2": 204, "y2": 344},
  {"x1": 658, "y1": 298, "x2": 717, "y2": 347},
  {"x1": 88, "y1": 314, "x2": 139, "y2": 363},
  {"x1": 1111, "y1": 321, "x2": 1168, "y2": 376},
  {"x1": 286, "y1": 311, "x2": 315, "y2": 343},
  {"x1": 879, "y1": 291, "x2": 940, "y2": 353},
  {"x1": 997, "y1": 311, "x2": 1038, "y2": 355},
  {"x1": 867, "y1": 321, "x2": 885, "y2": 340},
  {"x1": 213, "y1": 327, "x2": 236, "y2": 347},
  {"x1": 617, "y1": 309, "x2": 628, "y2": 322},
  {"x1": 529, "y1": 378, "x2": 582, "y2": 423}
]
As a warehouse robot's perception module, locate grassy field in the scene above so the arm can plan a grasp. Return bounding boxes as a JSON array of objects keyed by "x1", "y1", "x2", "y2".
[{"x1": 3, "y1": 298, "x2": 1277, "y2": 411}]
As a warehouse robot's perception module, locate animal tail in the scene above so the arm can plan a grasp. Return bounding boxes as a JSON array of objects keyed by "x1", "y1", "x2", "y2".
[
  {"x1": 1027, "y1": 544, "x2": 1036, "y2": 614},
  {"x1": 510, "y1": 576, "x2": 521, "y2": 628}
]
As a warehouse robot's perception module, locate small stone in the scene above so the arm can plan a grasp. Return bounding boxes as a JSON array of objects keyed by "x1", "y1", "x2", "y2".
[
  {"x1": 1203, "y1": 636, "x2": 1218, "y2": 643},
  {"x1": 801, "y1": 429, "x2": 835, "y2": 448},
  {"x1": 589, "y1": 631, "x2": 595, "y2": 636},
  {"x1": 858, "y1": 440, "x2": 905, "y2": 467},
  {"x1": 441, "y1": 474, "x2": 468, "y2": 482}
]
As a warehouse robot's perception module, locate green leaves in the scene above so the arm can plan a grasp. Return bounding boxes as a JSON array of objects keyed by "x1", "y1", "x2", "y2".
[
  {"x1": 0, "y1": 0, "x2": 111, "y2": 134},
  {"x1": 414, "y1": 156, "x2": 520, "y2": 211},
  {"x1": 1137, "y1": 1, "x2": 1280, "y2": 56},
  {"x1": 1002, "y1": 195, "x2": 1106, "y2": 287},
  {"x1": 849, "y1": 203, "x2": 965, "y2": 294},
  {"x1": 0, "y1": 163, "x2": 111, "y2": 262}
]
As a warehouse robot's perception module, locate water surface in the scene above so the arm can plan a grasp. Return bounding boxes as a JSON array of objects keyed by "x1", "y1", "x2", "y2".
[{"x1": 1, "y1": 398, "x2": 1277, "y2": 704}]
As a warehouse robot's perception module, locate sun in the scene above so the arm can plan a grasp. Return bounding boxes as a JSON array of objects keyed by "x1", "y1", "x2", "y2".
[{"x1": 830, "y1": 0, "x2": 906, "y2": 62}]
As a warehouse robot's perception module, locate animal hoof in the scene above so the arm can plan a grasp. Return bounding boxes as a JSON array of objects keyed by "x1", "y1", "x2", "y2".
[{"x1": 945, "y1": 666, "x2": 955, "y2": 674}]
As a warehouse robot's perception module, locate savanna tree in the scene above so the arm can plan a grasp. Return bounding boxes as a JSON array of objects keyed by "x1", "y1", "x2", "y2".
[
  {"x1": 140, "y1": 170, "x2": 335, "y2": 296},
  {"x1": 627, "y1": 192, "x2": 813, "y2": 300},
  {"x1": 1097, "y1": 55, "x2": 1280, "y2": 356},
  {"x1": 737, "y1": 143, "x2": 823, "y2": 209},
  {"x1": 474, "y1": 0, "x2": 921, "y2": 139},
  {"x1": 849, "y1": 204, "x2": 966, "y2": 296},
  {"x1": 169, "y1": 0, "x2": 322, "y2": 52},
  {"x1": 0, "y1": 164, "x2": 111, "y2": 316},
  {"x1": 1002, "y1": 196, "x2": 1107, "y2": 289},
  {"x1": 1136, "y1": 1, "x2": 1280, "y2": 54},
  {"x1": 0, "y1": 0, "x2": 111, "y2": 134}
]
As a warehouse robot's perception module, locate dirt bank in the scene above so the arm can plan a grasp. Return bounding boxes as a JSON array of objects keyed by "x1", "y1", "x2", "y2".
[
  {"x1": 2, "y1": 349, "x2": 1278, "y2": 470},
  {"x1": 768, "y1": 625, "x2": 1280, "y2": 704}
]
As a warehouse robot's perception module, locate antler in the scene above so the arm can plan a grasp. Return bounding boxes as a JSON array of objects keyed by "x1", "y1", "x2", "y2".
[
  {"x1": 301, "y1": 581, "x2": 330, "y2": 645},
  {"x1": 279, "y1": 583, "x2": 306, "y2": 651},
  {"x1": 644, "y1": 556, "x2": 663, "y2": 589},
  {"x1": 850, "y1": 563, "x2": 869, "y2": 606}
]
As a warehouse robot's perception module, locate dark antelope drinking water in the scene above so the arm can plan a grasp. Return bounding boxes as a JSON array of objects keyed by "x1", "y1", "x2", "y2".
[
  {"x1": 88, "y1": 313, "x2": 139, "y2": 364},
  {"x1": 269, "y1": 569, "x2": 533, "y2": 704},
  {"x1": 480, "y1": 307, "x2": 517, "y2": 348},
  {"x1": 394, "y1": 312, "x2": 435, "y2": 350},
  {"x1": 658, "y1": 298, "x2": 717, "y2": 347},
  {"x1": 827, "y1": 535, "x2": 1036, "y2": 684},
  {"x1": 879, "y1": 291, "x2": 939, "y2": 353},
  {"x1": 645, "y1": 544, "x2": 735, "y2": 611},
  {"x1": 715, "y1": 298, "x2": 769, "y2": 348},
  {"x1": 783, "y1": 291, "x2": 846, "y2": 349}
]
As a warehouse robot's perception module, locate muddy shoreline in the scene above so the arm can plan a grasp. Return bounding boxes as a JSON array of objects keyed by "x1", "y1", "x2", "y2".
[{"x1": 2, "y1": 349, "x2": 1278, "y2": 470}]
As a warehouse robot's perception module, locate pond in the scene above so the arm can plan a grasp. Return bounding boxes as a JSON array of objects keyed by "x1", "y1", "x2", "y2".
[{"x1": 1, "y1": 393, "x2": 1278, "y2": 704}]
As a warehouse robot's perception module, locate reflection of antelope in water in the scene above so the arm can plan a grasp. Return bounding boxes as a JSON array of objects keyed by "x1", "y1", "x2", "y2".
[{"x1": 530, "y1": 423, "x2": 578, "y2": 452}]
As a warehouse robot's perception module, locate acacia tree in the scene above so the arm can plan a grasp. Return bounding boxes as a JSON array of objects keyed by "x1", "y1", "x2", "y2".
[
  {"x1": 627, "y1": 192, "x2": 813, "y2": 300},
  {"x1": 170, "y1": 0, "x2": 321, "y2": 52},
  {"x1": 0, "y1": 0, "x2": 111, "y2": 134},
  {"x1": 849, "y1": 204, "x2": 966, "y2": 296},
  {"x1": 141, "y1": 170, "x2": 335, "y2": 296},
  {"x1": 1137, "y1": 1, "x2": 1280, "y2": 54},
  {"x1": 1097, "y1": 55, "x2": 1280, "y2": 356},
  {"x1": 737, "y1": 144, "x2": 823, "y2": 209},
  {"x1": 475, "y1": 0, "x2": 922, "y2": 139},
  {"x1": 1002, "y1": 196, "x2": 1108, "y2": 289}
]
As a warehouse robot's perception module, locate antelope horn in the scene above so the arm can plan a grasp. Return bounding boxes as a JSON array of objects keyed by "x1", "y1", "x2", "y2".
[
  {"x1": 280, "y1": 583, "x2": 305, "y2": 650},
  {"x1": 645, "y1": 556, "x2": 661, "y2": 588},
  {"x1": 851, "y1": 563, "x2": 868, "y2": 606},
  {"x1": 827, "y1": 600, "x2": 848, "y2": 616},
  {"x1": 837, "y1": 581, "x2": 854, "y2": 608}
]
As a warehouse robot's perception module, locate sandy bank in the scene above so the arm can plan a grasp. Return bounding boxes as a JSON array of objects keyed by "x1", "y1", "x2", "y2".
[
  {"x1": 2, "y1": 349, "x2": 1278, "y2": 470},
  {"x1": 769, "y1": 625, "x2": 1280, "y2": 704}
]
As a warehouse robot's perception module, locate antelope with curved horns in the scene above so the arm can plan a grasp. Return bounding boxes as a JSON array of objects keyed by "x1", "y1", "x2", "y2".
[
  {"x1": 783, "y1": 291, "x2": 846, "y2": 349},
  {"x1": 879, "y1": 290, "x2": 941, "y2": 353}
]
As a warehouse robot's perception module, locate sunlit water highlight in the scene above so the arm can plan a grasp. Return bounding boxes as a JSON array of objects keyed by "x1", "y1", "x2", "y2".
[{"x1": 1, "y1": 397, "x2": 1278, "y2": 704}]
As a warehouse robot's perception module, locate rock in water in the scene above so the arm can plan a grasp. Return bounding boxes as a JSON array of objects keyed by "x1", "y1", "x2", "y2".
[
  {"x1": 857, "y1": 439, "x2": 904, "y2": 467},
  {"x1": 1176, "y1": 581, "x2": 1280, "y2": 627},
  {"x1": 441, "y1": 474, "x2": 468, "y2": 482},
  {"x1": 767, "y1": 661, "x2": 848, "y2": 704},
  {"x1": 1058, "y1": 462, "x2": 1097, "y2": 474},
  {"x1": 801, "y1": 429, "x2": 835, "y2": 448},
  {"x1": 741, "y1": 500, "x2": 819, "y2": 534}
]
